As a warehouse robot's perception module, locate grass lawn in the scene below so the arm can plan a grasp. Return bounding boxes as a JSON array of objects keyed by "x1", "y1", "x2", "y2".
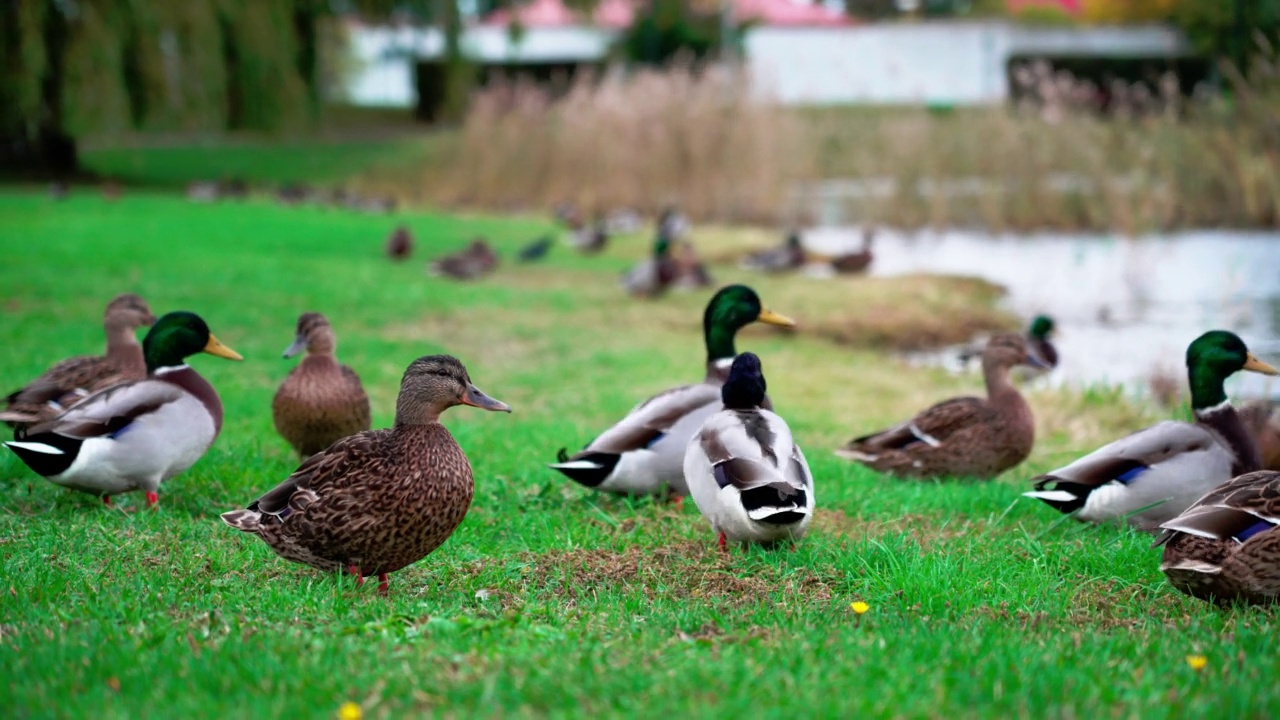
[{"x1": 0, "y1": 188, "x2": 1276, "y2": 718}]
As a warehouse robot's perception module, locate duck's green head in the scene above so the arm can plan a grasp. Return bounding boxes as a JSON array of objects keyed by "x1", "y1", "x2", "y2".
[
  {"x1": 654, "y1": 236, "x2": 671, "y2": 258},
  {"x1": 703, "y1": 285, "x2": 796, "y2": 361},
  {"x1": 1028, "y1": 315, "x2": 1055, "y2": 340},
  {"x1": 1185, "y1": 330, "x2": 1277, "y2": 409},
  {"x1": 143, "y1": 311, "x2": 244, "y2": 372}
]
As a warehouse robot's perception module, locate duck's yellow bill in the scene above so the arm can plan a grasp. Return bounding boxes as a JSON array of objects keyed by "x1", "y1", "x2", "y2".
[
  {"x1": 757, "y1": 308, "x2": 796, "y2": 328},
  {"x1": 204, "y1": 334, "x2": 244, "y2": 361},
  {"x1": 1243, "y1": 353, "x2": 1278, "y2": 376}
]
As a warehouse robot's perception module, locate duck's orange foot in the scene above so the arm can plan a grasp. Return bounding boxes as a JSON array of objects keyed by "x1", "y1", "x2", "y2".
[
  {"x1": 346, "y1": 565, "x2": 365, "y2": 587},
  {"x1": 717, "y1": 531, "x2": 727, "y2": 551},
  {"x1": 378, "y1": 573, "x2": 390, "y2": 596},
  {"x1": 102, "y1": 495, "x2": 112, "y2": 507},
  {"x1": 145, "y1": 491, "x2": 158, "y2": 508}
]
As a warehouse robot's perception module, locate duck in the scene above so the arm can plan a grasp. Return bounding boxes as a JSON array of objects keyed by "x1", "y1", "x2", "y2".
[
  {"x1": 835, "y1": 333, "x2": 1044, "y2": 479},
  {"x1": 549, "y1": 285, "x2": 796, "y2": 496},
  {"x1": 1, "y1": 294, "x2": 157, "y2": 427},
  {"x1": 518, "y1": 235, "x2": 555, "y2": 263},
  {"x1": 658, "y1": 206, "x2": 690, "y2": 241},
  {"x1": 829, "y1": 225, "x2": 875, "y2": 274},
  {"x1": 221, "y1": 354, "x2": 510, "y2": 594},
  {"x1": 385, "y1": 225, "x2": 413, "y2": 261},
  {"x1": 1239, "y1": 399, "x2": 1280, "y2": 471},
  {"x1": 959, "y1": 314, "x2": 1058, "y2": 371},
  {"x1": 272, "y1": 313, "x2": 371, "y2": 459},
  {"x1": 1155, "y1": 469, "x2": 1280, "y2": 605},
  {"x1": 620, "y1": 235, "x2": 679, "y2": 298},
  {"x1": 1025, "y1": 331, "x2": 1277, "y2": 529},
  {"x1": 684, "y1": 353, "x2": 814, "y2": 548},
  {"x1": 427, "y1": 239, "x2": 498, "y2": 280},
  {"x1": 3, "y1": 311, "x2": 243, "y2": 507},
  {"x1": 672, "y1": 240, "x2": 713, "y2": 289},
  {"x1": 741, "y1": 231, "x2": 805, "y2": 273}
]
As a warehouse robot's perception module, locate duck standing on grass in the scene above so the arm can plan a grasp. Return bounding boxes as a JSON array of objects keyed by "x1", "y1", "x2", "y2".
[
  {"x1": 620, "y1": 235, "x2": 679, "y2": 298},
  {"x1": 385, "y1": 225, "x2": 413, "y2": 261},
  {"x1": 222, "y1": 355, "x2": 510, "y2": 595},
  {"x1": 684, "y1": 353, "x2": 814, "y2": 548},
  {"x1": 272, "y1": 313, "x2": 371, "y2": 459},
  {"x1": 3, "y1": 312, "x2": 243, "y2": 508},
  {"x1": 549, "y1": 285, "x2": 795, "y2": 497},
  {"x1": 1025, "y1": 331, "x2": 1277, "y2": 529},
  {"x1": 741, "y1": 231, "x2": 805, "y2": 274},
  {"x1": 836, "y1": 333, "x2": 1044, "y2": 480},
  {"x1": 1, "y1": 294, "x2": 156, "y2": 427},
  {"x1": 1156, "y1": 469, "x2": 1280, "y2": 605}
]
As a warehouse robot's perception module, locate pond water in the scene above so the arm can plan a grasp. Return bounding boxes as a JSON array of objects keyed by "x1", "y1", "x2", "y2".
[{"x1": 805, "y1": 227, "x2": 1280, "y2": 401}]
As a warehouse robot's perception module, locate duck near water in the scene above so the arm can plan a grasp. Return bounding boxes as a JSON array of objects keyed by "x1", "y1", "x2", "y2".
[
  {"x1": 548, "y1": 285, "x2": 795, "y2": 497},
  {"x1": 741, "y1": 231, "x2": 805, "y2": 274},
  {"x1": 1025, "y1": 331, "x2": 1278, "y2": 529},
  {"x1": 222, "y1": 355, "x2": 510, "y2": 595},
  {"x1": 272, "y1": 313, "x2": 371, "y2": 459},
  {"x1": 3, "y1": 312, "x2": 243, "y2": 507},
  {"x1": 684, "y1": 353, "x2": 815, "y2": 548},
  {"x1": 1, "y1": 294, "x2": 156, "y2": 428},
  {"x1": 835, "y1": 333, "x2": 1044, "y2": 480},
  {"x1": 829, "y1": 225, "x2": 875, "y2": 275}
]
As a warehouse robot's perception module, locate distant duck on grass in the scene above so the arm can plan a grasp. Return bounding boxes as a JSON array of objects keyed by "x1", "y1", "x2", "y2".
[
  {"x1": 428, "y1": 239, "x2": 498, "y2": 280},
  {"x1": 836, "y1": 333, "x2": 1044, "y2": 480},
  {"x1": 621, "y1": 235, "x2": 679, "y2": 298},
  {"x1": 385, "y1": 225, "x2": 413, "y2": 261},
  {"x1": 518, "y1": 235, "x2": 555, "y2": 263},
  {"x1": 222, "y1": 355, "x2": 510, "y2": 595},
  {"x1": 1025, "y1": 331, "x2": 1278, "y2": 529},
  {"x1": 4, "y1": 312, "x2": 243, "y2": 508},
  {"x1": 959, "y1": 315, "x2": 1058, "y2": 375},
  {"x1": 1, "y1": 294, "x2": 156, "y2": 428},
  {"x1": 548, "y1": 285, "x2": 796, "y2": 497},
  {"x1": 829, "y1": 225, "x2": 875, "y2": 274},
  {"x1": 741, "y1": 230, "x2": 805, "y2": 273},
  {"x1": 272, "y1": 313, "x2": 371, "y2": 459},
  {"x1": 684, "y1": 353, "x2": 815, "y2": 548}
]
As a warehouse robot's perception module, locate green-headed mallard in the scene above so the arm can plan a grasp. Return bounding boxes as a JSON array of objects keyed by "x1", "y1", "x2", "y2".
[
  {"x1": 3, "y1": 311, "x2": 242, "y2": 507},
  {"x1": 549, "y1": 285, "x2": 796, "y2": 496},
  {"x1": 1156, "y1": 469, "x2": 1280, "y2": 605},
  {"x1": 272, "y1": 312, "x2": 371, "y2": 459},
  {"x1": 222, "y1": 355, "x2": 510, "y2": 594},
  {"x1": 1025, "y1": 331, "x2": 1278, "y2": 529},
  {"x1": 1, "y1": 294, "x2": 156, "y2": 427},
  {"x1": 621, "y1": 236, "x2": 679, "y2": 298},
  {"x1": 835, "y1": 333, "x2": 1043, "y2": 479},
  {"x1": 1025, "y1": 315, "x2": 1058, "y2": 369},
  {"x1": 684, "y1": 353, "x2": 814, "y2": 548}
]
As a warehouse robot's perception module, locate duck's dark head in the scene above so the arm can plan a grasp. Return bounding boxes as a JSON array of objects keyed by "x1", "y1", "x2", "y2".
[
  {"x1": 143, "y1": 311, "x2": 243, "y2": 372},
  {"x1": 283, "y1": 312, "x2": 336, "y2": 358},
  {"x1": 396, "y1": 354, "x2": 511, "y2": 425},
  {"x1": 1028, "y1": 314, "x2": 1055, "y2": 341},
  {"x1": 722, "y1": 352, "x2": 767, "y2": 410},
  {"x1": 703, "y1": 285, "x2": 795, "y2": 362},
  {"x1": 105, "y1": 293, "x2": 157, "y2": 330},
  {"x1": 1186, "y1": 331, "x2": 1278, "y2": 410}
]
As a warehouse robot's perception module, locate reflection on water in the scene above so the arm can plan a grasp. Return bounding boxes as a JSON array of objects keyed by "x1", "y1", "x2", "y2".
[{"x1": 807, "y1": 228, "x2": 1280, "y2": 400}]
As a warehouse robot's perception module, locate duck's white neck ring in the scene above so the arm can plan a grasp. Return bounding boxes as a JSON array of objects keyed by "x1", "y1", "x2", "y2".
[
  {"x1": 154, "y1": 364, "x2": 191, "y2": 376},
  {"x1": 1194, "y1": 399, "x2": 1233, "y2": 417}
]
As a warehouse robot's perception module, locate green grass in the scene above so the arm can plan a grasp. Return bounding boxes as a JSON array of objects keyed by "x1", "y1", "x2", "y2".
[{"x1": 1, "y1": 190, "x2": 1277, "y2": 719}]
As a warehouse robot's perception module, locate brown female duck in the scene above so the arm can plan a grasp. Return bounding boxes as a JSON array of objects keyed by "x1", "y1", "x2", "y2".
[
  {"x1": 1157, "y1": 470, "x2": 1280, "y2": 605},
  {"x1": 272, "y1": 313, "x2": 371, "y2": 458},
  {"x1": 835, "y1": 333, "x2": 1044, "y2": 479},
  {"x1": 223, "y1": 355, "x2": 511, "y2": 594},
  {"x1": 1, "y1": 294, "x2": 156, "y2": 427}
]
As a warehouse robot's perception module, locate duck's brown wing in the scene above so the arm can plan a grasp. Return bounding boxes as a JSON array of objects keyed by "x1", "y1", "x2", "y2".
[
  {"x1": 846, "y1": 397, "x2": 988, "y2": 451},
  {"x1": 2, "y1": 355, "x2": 125, "y2": 421},
  {"x1": 250, "y1": 431, "x2": 385, "y2": 515}
]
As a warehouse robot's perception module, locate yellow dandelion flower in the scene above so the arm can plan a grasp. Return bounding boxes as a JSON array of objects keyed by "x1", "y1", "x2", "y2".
[
  {"x1": 850, "y1": 601, "x2": 870, "y2": 615},
  {"x1": 1186, "y1": 655, "x2": 1208, "y2": 671},
  {"x1": 338, "y1": 702, "x2": 363, "y2": 720}
]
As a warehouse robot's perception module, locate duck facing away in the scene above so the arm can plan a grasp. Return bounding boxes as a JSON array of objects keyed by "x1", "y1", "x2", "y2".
[
  {"x1": 1025, "y1": 331, "x2": 1277, "y2": 529},
  {"x1": 1156, "y1": 470, "x2": 1280, "y2": 605},
  {"x1": 222, "y1": 355, "x2": 511, "y2": 594},
  {"x1": 621, "y1": 236, "x2": 679, "y2": 298},
  {"x1": 684, "y1": 353, "x2": 814, "y2": 548},
  {"x1": 741, "y1": 231, "x2": 805, "y2": 274},
  {"x1": 2, "y1": 294, "x2": 156, "y2": 427},
  {"x1": 836, "y1": 333, "x2": 1043, "y2": 480},
  {"x1": 272, "y1": 313, "x2": 371, "y2": 459},
  {"x1": 549, "y1": 285, "x2": 796, "y2": 497},
  {"x1": 4, "y1": 312, "x2": 243, "y2": 507}
]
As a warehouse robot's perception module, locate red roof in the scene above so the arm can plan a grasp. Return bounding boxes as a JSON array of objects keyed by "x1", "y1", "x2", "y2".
[{"x1": 481, "y1": 0, "x2": 850, "y2": 29}]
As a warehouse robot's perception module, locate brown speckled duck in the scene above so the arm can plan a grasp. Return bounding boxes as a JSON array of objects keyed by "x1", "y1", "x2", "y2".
[
  {"x1": 1156, "y1": 470, "x2": 1280, "y2": 605},
  {"x1": 835, "y1": 333, "x2": 1044, "y2": 479},
  {"x1": 1240, "y1": 399, "x2": 1280, "y2": 471},
  {"x1": 1, "y1": 294, "x2": 156, "y2": 427},
  {"x1": 222, "y1": 355, "x2": 511, "y2": 594},
  {"x1": 272, "y1": 313, "x2": 371, "y2": 458}
]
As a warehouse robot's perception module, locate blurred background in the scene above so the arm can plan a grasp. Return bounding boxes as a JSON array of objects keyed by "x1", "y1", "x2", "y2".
[{"x1": 2, "y1": 0, "x2": 1277, "y2": 400}]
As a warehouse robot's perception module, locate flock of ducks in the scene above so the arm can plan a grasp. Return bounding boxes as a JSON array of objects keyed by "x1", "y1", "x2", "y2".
[{"x1": 4, "y1": 222, "x2": 1280, "y2": 602}]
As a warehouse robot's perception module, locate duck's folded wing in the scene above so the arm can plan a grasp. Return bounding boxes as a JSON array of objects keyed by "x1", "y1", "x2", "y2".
[
  {"x1": 1032, "y1": 421, "x2": 1221, "y2": 492},
  {"x1": 582, "y1": 382, "x2": 720, "y2": 455},
  {"x1": 848, "y1": 397, "x2": 985, "y2": 450},
  {"x1": 250, "y1": 432, "x2": 380, "y2": 515},
  {"x1": 699, "y1": 411, "x2": 799, "y2": 494},
  {"x1": 21, "y1": 380, "x2": 185, "y2": 440}
]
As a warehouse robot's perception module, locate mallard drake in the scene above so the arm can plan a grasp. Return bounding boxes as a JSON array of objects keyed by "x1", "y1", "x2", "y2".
[
  {"x1": 3, "y1": 311, "x2": 242, "y2": 507},
  {"x1": 1156, "y1": 470, "x2": 1280, "y2": 605},
  {"x1": 621, "y1": 236, "x2": 679, "y2": 298},
  {"x1": 836, "y1": 333, "x2": 1043, "y2": 479},
  {"x1": 741, "y1": 231, "x2": 805, "y2": 273},
  {"x1": 829, "y1": 225, "x2": 875, "y2": 274},
  {"x1": 386, "y1": 225, "x2": 413, "y2": 261},
  {"x1": 518, "y1": 235, "x2": 555, "y2": 263},
  {"x1": 272, "y1": 313, "x2": 371, "y2": 459},
  {"x1": 673, "y1": 240, "x2": 713, "y2": 290},
  {"x1": 1025, "y1": 331, "x2": 1277, "y2": 529},
  {"x1": 684, "y1": 353, "x2": 814, "y2": 548},
  {"x1": 222, "y1": 355, "x2": 510, "y2": 594},
  {"x1": 1240, "y1": 399, "x2": 1280, "y2": 471},
  {"x1": 549, "y1": 285, "x2": 796, "y2": 496},
  {"x1": 658, "y1": 206, "x2": 690, "y2": 241},
  {"x1": 570, "y1": 217, "x2": 608, "y2": 255},
  {"x1": 1, "y1": 294, "x2": 156, "y2": 427},
  {"x1": 428, "y1": 239, "x2": 498, "y2": 280},
  {"x1": 959, "y1": 314, "x2": 1058, "y2": 375}
]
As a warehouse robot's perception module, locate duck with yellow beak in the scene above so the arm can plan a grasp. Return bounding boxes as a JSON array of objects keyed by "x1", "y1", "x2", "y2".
[
  {"x1": 549, "y1": 285, "x2": 796, "y2": 497},
  {"x1": 5, "y1": 311, "x2": 243, "y2": 508}
]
